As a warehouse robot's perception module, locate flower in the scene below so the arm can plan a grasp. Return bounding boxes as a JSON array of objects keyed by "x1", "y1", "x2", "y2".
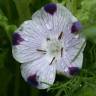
[{"x1": 12, "y1": 3, "x2": 86, "y2": 89}]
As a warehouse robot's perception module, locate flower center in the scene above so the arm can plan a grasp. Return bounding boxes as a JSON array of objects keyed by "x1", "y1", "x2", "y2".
[
  {"x1": 46, "y1": 39, "x2": 63, "y2": 58},
  {"x1": 37, "y1": 32, "x2": 64, "y2": 65}
]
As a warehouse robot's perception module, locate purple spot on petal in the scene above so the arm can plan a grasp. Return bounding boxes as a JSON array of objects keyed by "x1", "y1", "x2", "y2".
[
  {"x1": 27, "y1": 74, "x2": 38, "y2": 87},
  {"x1": 71, "y1": 21, "x2": 82, "y2": 33},
  {"x1": 44, "y1": 3, "x2": 57, "y2": 15},
  {"x1": 69, "y1": 67, "x2": 80, "y2": 75},
  {"x1": 12, "y1": 33, "x2": 24, "y2": 45}
]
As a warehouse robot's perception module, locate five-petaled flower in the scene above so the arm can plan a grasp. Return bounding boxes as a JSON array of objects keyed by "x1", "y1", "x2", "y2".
[{"x1": 12, "y1": 3, "x2": 86, "y2": 89}]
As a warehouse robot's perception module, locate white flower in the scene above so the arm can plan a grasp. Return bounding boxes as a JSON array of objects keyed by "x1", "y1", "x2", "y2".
[{"x1": 12, "y1": 3, "x2": 86, "y2": 89}]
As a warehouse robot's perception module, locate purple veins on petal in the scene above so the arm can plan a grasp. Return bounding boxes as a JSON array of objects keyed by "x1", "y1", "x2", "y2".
[
  {"x1": 44, "y1": 3, "x2": 57, "y2": 15},
  {"x1": 71, "y1": 21, "x2": 82, "y2": 33},
  {"x1": 27, "y1": 74, "x2": 38, "y2": 87},
  {"x1": 69, "y1": 67, "x2": 80, "y2": 75},
  {"x1": 12, "y1": 33, "x2": 24, "y2": 45}
]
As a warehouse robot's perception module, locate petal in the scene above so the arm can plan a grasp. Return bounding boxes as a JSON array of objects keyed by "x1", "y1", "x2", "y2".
[
  {"x1": 56, "y1": 32, "x2": 86, "y2": 76},
  {"x1": 56, "y1": 49, "x2": 83, "y2": 77},
  {"x1": 67, "y1": 52, "x2": 83, "y2": 76},
  {"x1": 56, "y1": 60, "x2": 67, "y2": 75},
  {"x1": 37, "y1": 63, "x2": 56, "y2": 89},
  {"x1": 65, "y1": 37, "x2": 86, "y2": 64},
  {"x1": 32, "y1": 3, "x2": 77, "y2": 39},
  {"x1": 21, "y1": 56, "x2": 56, "y2": 89},
  {"x1": 62, "y1": 20, "x2": 85, "y2": 56},
  {"x1": 56, "y1": 54, "x2": 70, "y2": 75},
  {"x1": 12, "y1": 20, "x2": 46, "y2": 63},
  {"x1": 65, "y1": 49, "x2": 80, "y2": 63},
  {"x1": 65, "y1": 36, "x2": 86, "y2": 50},
  {"x1": 63, "y1": 37, "x2": 85, "y2": 76}
]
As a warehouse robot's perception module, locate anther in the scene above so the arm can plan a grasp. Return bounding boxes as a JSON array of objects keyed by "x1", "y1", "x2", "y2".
[
  {"x1": 50, "y1": 57, "x2": 55, "y2": 65},
  {"x1": 37, "y1": 49, "x2": 47, "y2": 53},
  {"x1": 61, "y1": 48, "x2": 63, "y2": 57},
  {"x1": 47, "y1": 38, "x2": 50, "y2": 41},
  {"x1": 58, "y1": 32, "x2": 63, "y2": 40}
]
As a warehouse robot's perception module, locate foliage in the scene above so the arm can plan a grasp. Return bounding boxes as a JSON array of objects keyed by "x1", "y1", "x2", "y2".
[{"x1": 0, "y1": 0, "x2": 96, "y2": 96}]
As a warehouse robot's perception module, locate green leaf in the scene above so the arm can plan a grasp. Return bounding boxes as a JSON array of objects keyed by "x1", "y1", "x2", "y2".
[
  {"x1": 83, "y1": 25, "x2": 96, "y2": 43},
  {"x1": 77, "y1": 0, "x2": 96, "y2": 26},
  {"x1": 74, "y1": 85, "x2": 96, "y2": 96},
  {"x1": 0, "y1": 67, "x2": 12, "y2": 96},
  {"x1": 0, "y1": 52, "x2": 6, "y2": 69},
  {"x1": 0, "y1": 14, "x2": 17, "y2": 42},
  {"x1": 13, "y1": 0, "x2": 32, "y2": 23}
]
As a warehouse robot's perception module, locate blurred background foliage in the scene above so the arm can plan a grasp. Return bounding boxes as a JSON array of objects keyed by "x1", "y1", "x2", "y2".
[{"x1": 0, "y1": 0, "x2": 96, "y2": 96}]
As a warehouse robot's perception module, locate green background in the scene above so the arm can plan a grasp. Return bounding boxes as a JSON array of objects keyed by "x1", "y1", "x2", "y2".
[{"x1": 0, "y1": 0, "x2": 96, "y2": 96}]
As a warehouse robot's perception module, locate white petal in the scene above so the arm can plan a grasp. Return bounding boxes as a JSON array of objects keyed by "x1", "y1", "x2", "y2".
[
  {"x1": 64, "y1": 34, "x2": 86, "y2": 50},
  {"x1": 65, "y1": 37, "x2": 86, "y2": 63},
  {"x1": 56, "y1": 48, "x2": 84, "y2": 76},
  {"x1": 56, "y1": 54, "x2": 70, "y2": 75},
  {"x1": 32, "y1": 3, "x2": 77, "y2": 39},
  {"x1": 37, "y1": 63, "x2": 56, "y2": 89},
  {"x1": 71, "y1": 52, "x2": 83, "y2": 68},
  {"x1": 64, "y1": 52, "x2": 83, "y2": 77},
  {"x1": 21, "y1": 56, "x2": 56, "y2": 89},
  {"x1": 56, "y1": 4, "x2": 77, "y2": 38},
  {"x1": 12, "y1": 20, "x2": 46, "y2": 63}
]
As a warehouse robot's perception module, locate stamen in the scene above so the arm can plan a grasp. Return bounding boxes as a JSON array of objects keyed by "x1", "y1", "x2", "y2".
[
  {"x1": 37, "y1": 49, "x2": 47, "y2": 53},
  {"x1": 50, "y1": 57, "x2": 55, "y2": 65},
  {"x1": 58, "y1": 32, "x2": 63, "y2": 40},
  {"x1": 47, "y1": 38, "x2": 50, "y2": 41},
  {"x1": 61, "y1": 48, "x2": 63, "y2": 57}
]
